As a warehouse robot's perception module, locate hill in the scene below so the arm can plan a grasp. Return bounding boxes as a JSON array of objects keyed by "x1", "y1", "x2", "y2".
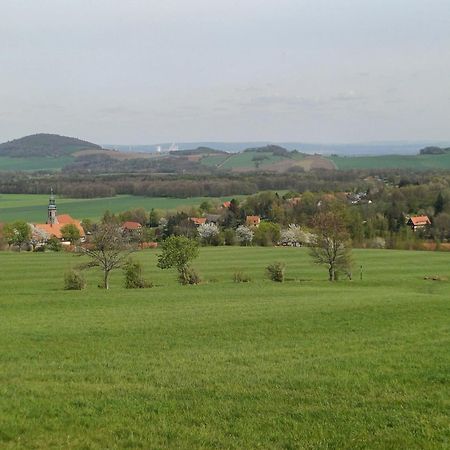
[
  {"x1": 169, "y1": 146, "x2": 228, "y2": 156},
  {"x1": 419, "y1": 146, "x2": 450, "y2": 155},
  {"x1": 0, "y1": 133, "x2": 102, "y2": 157}
]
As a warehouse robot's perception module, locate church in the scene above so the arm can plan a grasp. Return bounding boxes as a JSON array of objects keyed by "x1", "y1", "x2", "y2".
[{"x1": 31, "y1": 191, "x2": 85, "y2": 243}]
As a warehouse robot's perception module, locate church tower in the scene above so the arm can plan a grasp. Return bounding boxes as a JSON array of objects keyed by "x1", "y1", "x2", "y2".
[{"x1": 47, "y1": 189, "x2": 58, "y2": 225}]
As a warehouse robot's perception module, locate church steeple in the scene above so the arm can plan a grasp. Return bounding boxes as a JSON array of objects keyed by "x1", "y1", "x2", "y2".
[{"x1": 47, "y1": 188, "x2": 58, "y2": 225}]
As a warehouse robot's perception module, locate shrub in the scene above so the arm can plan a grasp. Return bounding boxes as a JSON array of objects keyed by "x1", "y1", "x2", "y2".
[
  {"x1": 233, "y1": 271, "x2": 251, "y2": 283},
  {"x1": 179, "y1": 266, "x2": 201, "y2": 285},
  {"x1": 223, "y1": 228, "x2": 236, "y2": 246},
  {"x1": 47, "y1": 236, "x2": 62, "y2": 252},
  {"x1": 254, "y1": 222, "x2": 281, "y2": 246},
  {"x1": 124, "y1": 259, "x2": 152, "y2": 289},
  {"x1": 266, "y1": 262, "x2": 285, "y2": 282},
  {"x1": 64, "y1": 269, "x2": 86, "y2": 290}
]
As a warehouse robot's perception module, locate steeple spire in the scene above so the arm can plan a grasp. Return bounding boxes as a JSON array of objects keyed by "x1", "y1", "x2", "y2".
[{"x1": 47, "y1": 188, "x2": 58, "y2": 225}]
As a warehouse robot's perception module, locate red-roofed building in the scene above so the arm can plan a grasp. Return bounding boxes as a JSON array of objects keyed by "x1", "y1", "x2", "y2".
[
  {"x1": 407, "y1": 215, "x2": 431, "y2": 231},
  {"x1": 122, "y1": 221, "x2": 142, "y2": 231},
  {"x1": 190, "y1": 217, "x2": 207, "y2": 226},
  {"x1": 31, "y1": 191, "x2": 85, "y2": 242},
  {"x1": 245, "y1": 215, "x2": 261, "y2": 227},
  {"x1": 222, "y1": 201, "x2": 231, "y2": 209}
]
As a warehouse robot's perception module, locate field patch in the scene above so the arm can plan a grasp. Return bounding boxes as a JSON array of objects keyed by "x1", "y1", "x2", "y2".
[
  {"x1": 0, "y1": 194, "x2": 239, "y2": 222},
  {"x1": 0, "y1": 247, "x2": 449, "y2": 448},
  {"x1": 0, "y1": 156, "x2": 74, "y2": 171},
  {"x1": 330, "y1": 153, "x2": 450, "y2": 170}
]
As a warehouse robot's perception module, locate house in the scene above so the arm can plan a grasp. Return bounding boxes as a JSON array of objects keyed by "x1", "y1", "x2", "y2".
[
  {"x1": 190, "y1": 217, "x2": 207, "y2": 226},
  {"x1": 122, "y1": 221, "x2": 143, "y2": 232},
  {"x1": 222, "y1": 201, "x2": 231, "y2": 209},
  {"x1": 245, "y1": 215, "x2": 261, "y2": 227},
  {"x1": 407, "y1": 215, "x2": 431, "y2": 231}
]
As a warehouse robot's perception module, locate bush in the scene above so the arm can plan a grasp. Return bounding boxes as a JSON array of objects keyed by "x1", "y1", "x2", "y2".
[
  {"x1": 64, "y1": 269, "x2": 86, "y2": 290},
  {"x1": 223, "y1": 228, "x2": 236, "y2": 246},
  {"x1": 233, "y1": 271, "x2": 251, "y2": 283},
  {"x1": 266, "y1": 262, "x2": 285, "y2": 282},
  {"x1": 47, "y1": 236, "x2": 62, "y2": 252},
  {"x1": 179, "y1": 267, "x2": 201, "y2": 285},
  {"x1": 124, "y1": 259, "x2": 152, "y2": 289}
]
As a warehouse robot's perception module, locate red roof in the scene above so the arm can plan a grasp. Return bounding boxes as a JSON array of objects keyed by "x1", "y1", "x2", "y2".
[
  {"x1": 190, "y1": 217, "x2": 207, "y2": 225},
  {"x1": 122, "y1": 221, "x2": 142, "y2": 230},
  {"x1": 33, "y1": 215, "x2": 85, "y2": 240},
  {"x1": 409, "y1": 215, "x2": 431, "y2": 226},
  {"x1": 222, "y1": 201, "x2": 231, "y2": 208},
  {"x1": 246, "y1": 215, "x2": 261, "y2": 226}
]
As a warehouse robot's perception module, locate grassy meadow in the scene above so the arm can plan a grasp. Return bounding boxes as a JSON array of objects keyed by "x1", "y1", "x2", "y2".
[
  {"x1": 0, "y1": 156, "x2": 74, "y2": 171},
  {"x1": 0, "y1": 247, "x2": 449, "y2": 449},
  {"x1": 0, "y1": 194, "x2": 238, "y2": 223},
  {"x1": 330, "y1": 153, "x2": 450, "y2": 170}
]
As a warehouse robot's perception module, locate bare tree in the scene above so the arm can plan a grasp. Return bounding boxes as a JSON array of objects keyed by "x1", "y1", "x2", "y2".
[
  {"x1": 81, "y1": 223, "x2": 135, "y2": 289},
  {"x1": 309, "y1": 210, "x2": 352, "y2": 281}
]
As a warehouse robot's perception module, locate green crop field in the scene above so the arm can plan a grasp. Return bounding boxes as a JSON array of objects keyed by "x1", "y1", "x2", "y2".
[
  {"x1": 0, "y1": 156, "x2": 74, "y2": 171},
  {"x1": 200, "y1": 154, "x2": 230, "y2": 167},
  {"x1": 219, "y1": 151, "x2": 285, "y2": 169},
  {"x1": 329, "y1": 153, "x2": 450, "y2": 170},
  {"x1": 0, "y1": 247, "x2": 449, "y2": 449},
  {"x1": 0, "y1": 194, "x2": 239, "y2": 223}
]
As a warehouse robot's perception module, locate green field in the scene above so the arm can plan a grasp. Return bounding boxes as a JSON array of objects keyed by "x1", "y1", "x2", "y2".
[
  {"x1": 0, "y1": 194, "x2": 238, "y2": 223},
  {"x1": 0, "y1": 156, "x2": 74, "y2": 171},
  {"x1": 0, "y1": 247, "x2": 449, "y2": 448},
  {"x1": 218, "y1": 151, "x2": 285, "y2": 169},
  {"x1": 330, "y1": 153, "x2": 450, "y2": 170}
]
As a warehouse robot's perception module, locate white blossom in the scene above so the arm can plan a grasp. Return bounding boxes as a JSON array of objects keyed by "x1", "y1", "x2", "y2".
[{"x1": 236, "y1": 225, "x2": 253, "y2": 245}]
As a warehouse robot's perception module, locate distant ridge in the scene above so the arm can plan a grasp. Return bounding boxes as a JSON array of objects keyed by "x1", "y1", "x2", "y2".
[{"x1": 0, "y1": 133, "x2": 102, "y2": 157}]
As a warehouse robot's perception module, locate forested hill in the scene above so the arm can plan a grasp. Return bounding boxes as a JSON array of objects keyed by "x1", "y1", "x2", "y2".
[{"x1": 0, "y1": 133, "x2": 102, "y2": 157}]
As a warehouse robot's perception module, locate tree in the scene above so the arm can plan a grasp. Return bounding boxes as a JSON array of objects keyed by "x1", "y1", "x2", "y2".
[
  {"x1": 280, "y1": 224, "x2": 312, "y2": 246},
  {"x1": 81, "y1": 223, "x2": 135, "y2": 289},
  {"x1": 157, "y1": 236, "x2": 199, "y2": 284},
  {"x1": 3, "y1": 221, "x2": 31, "y2": 251},
  {"x1": 309, "y1": 210, "x2": 352, "y2": 281},
  {"x1": 434, "y1": 192, "x2": 445, "y2": 216},
  {"x1": 253, "y1": 222, "x2": 281, "y2": 246},
  {"x1": 235, "y1": 225, "x2": 253, "y2": 246},
  {"x1": 61, "y1": 223, "x2": 81, "y2": 243},
  {"x1": 432, "y1": 213, "x2": 450, "y2": 241},
  {"x1": 197, "y1": 222, "x2": 220, "y2": 245}
]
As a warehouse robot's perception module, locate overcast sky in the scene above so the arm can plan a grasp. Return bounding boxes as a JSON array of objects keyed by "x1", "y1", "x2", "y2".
[{"x1": 1, "y1": 0, "x2": 449, "y2": 144}]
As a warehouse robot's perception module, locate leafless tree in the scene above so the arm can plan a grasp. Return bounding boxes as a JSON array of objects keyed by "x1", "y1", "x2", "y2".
[
  {"x1": 309, "y1": 210, "x2": 352, "y2": 281},
  {"x1": 81, "y1": 223, "x2": 136, "y2": 289}
]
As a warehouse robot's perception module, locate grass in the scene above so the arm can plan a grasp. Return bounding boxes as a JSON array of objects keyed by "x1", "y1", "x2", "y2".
[
  {"x1": 0, "y1": 247, "x2": 449, "y2": 449},
  {"x1": 0, "y1": 156, "x2": 74, "y2": 171},
  {"x1": 329, "y1": 153, "x2": 450, "y2": 170},
  {"x1": 0, "y1": 194, "x2": 239, "y2": 222},
  {"x1": 219, "y1": 151, "x2": 285, "y2": 169}
]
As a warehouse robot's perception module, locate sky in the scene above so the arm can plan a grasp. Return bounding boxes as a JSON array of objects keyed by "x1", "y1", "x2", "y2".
[{"x1": 1, "y1": 0, "x2": 449, "y2": 145}]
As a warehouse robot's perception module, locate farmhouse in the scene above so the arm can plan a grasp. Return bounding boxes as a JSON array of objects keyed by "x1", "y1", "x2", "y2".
[
  {"x1": 31, "y1": 191, "x2": 85, "y2": 243},
  {"x1": 407, "y1": 215, "x2": 431, "y2": 231},
  {"x1": 245, "y1": 215, "x2": 261, "y2": 227},
  {"x1": 190, "y1": 217, "x2": 207, "y2": 226},
  {"x1": 122, "y1": 221, "x2": 142, "y2": 232}
]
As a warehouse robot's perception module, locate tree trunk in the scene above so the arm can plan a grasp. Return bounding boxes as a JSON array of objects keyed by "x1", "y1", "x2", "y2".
[
  {"x1": 328, "y1": 265, "x2": 333, "y2": 281},
  {"x1": 103, "y1": 270, "x2": 110, "y2": 289}
]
